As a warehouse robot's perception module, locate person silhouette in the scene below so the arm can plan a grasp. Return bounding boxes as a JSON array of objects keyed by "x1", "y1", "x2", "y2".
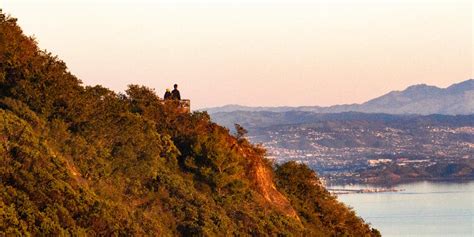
[
  {"x1": 164, "y1": 88, "x2": 172, "y2": 100},
  {"x1": 171, "y1": 84, "x2": 181, "y2": 100}
]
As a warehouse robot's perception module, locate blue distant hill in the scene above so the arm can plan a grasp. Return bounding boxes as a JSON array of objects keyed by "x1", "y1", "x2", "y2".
[{"x1": 204, "y1": 79, "x2": 474, "y2": 115}]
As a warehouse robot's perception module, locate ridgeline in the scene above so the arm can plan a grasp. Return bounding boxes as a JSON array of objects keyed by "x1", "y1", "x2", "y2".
[{"x1": 0, "y1": 12, "x2": 379, "y2": 236}]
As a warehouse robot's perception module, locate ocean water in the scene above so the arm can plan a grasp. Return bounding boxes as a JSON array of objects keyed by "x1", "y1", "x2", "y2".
[{"x1": 331, "y1": 181, "x2": 474, "y2": 237}]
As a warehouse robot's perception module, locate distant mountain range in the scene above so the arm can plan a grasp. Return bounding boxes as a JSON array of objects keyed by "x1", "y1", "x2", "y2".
[{"x1": 204, "y1": 79, "x2": 474, "y2": 115}]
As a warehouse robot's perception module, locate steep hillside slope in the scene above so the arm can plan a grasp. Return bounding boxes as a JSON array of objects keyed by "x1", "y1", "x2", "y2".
[{"x1": 0, "y1": 11, "x2": 379, "y2": 236}]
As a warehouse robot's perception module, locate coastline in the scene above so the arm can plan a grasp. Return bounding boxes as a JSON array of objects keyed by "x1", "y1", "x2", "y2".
[{"x1": 326, "y1": 177, "x2": 474, "y2": 188}]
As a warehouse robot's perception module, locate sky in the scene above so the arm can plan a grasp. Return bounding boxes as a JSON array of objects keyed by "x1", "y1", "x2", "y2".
[{"x1": 3, "y1": 0, "x2": 473, "y2": 109}]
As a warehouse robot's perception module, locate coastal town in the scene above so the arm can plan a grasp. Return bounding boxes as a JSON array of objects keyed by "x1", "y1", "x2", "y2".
[{"x1": 249, "y1": 122, "x2": 474, "y2": 185}]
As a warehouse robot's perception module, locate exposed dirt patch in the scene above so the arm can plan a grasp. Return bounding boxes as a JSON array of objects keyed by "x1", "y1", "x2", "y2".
[{"x1": 248, "y1": 156, "x2": 300, "y2": 221}]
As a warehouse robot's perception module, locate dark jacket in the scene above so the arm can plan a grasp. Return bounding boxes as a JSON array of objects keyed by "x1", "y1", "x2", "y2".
[
  {"x1": 171, "y1": 89, "x2": 181, "y2": 100},
  {"x1": 164, "y1": 91, "x2": 172, "y2": 100}
]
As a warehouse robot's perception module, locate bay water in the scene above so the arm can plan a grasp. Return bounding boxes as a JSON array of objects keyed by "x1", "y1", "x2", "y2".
[{"x1": 331, "y1": 181, "x2": 474, "y2": 237}]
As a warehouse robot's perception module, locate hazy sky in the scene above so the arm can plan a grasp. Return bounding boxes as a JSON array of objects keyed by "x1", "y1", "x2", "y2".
[{"x1": 3, "y1": 0, "x2": 473, "y2": 109}]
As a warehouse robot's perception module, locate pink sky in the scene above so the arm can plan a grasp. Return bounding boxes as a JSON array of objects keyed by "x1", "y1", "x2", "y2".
[{"x1": 3, "y1": 0, "x2": 473, "y2": 109}]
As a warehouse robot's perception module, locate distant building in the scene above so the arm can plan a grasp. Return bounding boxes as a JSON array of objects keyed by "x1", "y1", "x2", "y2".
[{"x1": 368, "y1": 159, "x2": 392, "y2": 166}]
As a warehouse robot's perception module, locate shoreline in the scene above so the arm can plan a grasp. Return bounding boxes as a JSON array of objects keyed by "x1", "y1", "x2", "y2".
[
  {"x1": 327, "y1": 187, "x2": 404, "y2": 195},
  {"x1": 326, "y1": 177, "x2": 474, "y2": 188}
]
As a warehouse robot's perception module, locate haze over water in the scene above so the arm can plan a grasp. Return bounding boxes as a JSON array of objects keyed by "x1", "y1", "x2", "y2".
[{"x1": 333, "y1": 181, "x2": 474, "y2": 237}]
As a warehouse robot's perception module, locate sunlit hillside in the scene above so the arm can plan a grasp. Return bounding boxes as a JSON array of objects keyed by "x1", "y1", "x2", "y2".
[{"x1": 0, "y1": 12, "x2": 380, "y2": 236}]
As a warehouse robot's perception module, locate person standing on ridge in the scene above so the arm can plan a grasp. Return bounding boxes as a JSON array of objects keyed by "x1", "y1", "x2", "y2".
[
  {"x1": 164, "y1": 88, "x2": 172, "y2": 100},
  {"x1": 171, "y1": 84, "x2": 181, "y2": 100}
]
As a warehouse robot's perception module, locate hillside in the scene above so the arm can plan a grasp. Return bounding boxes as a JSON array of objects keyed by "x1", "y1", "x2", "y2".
[
  {"x1": 204, "y1": 80, "x2": 474, "y2": 115},
  {"x1": 210, "y1": 110, "x2": 474, "y2": 132},
  {"x1": 0, "y1": 12, "x2": 379, "y2": 236},
  {"x1": 356, "y1": 80, "x2": 474, "y2": 115}
]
